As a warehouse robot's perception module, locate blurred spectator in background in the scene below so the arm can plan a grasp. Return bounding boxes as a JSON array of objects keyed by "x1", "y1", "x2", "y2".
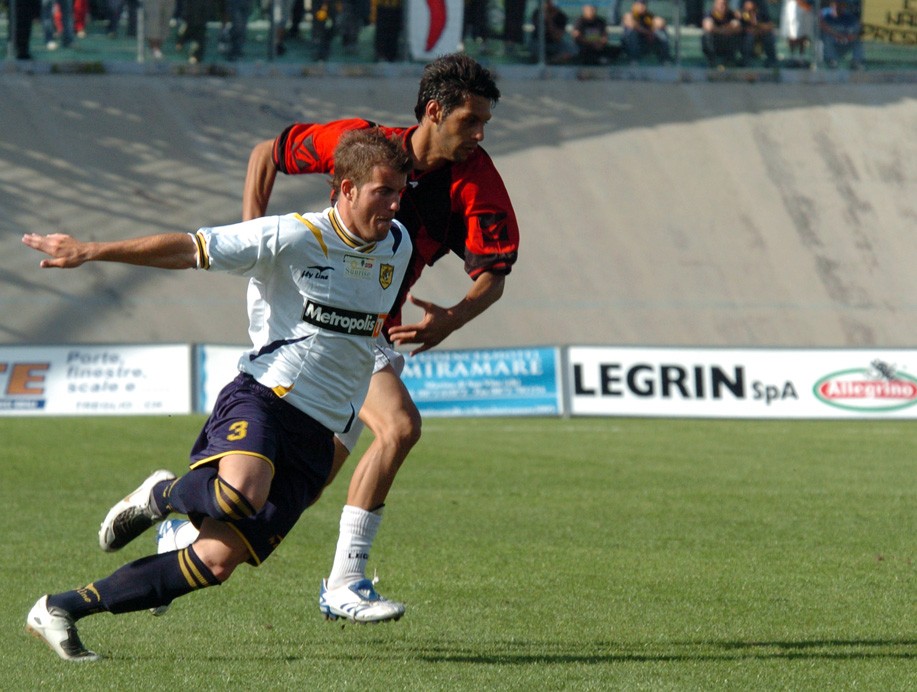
[
  {"x1": 288, "y1": 0, "x2": 306, "y2": 39},
  {"x1": 702, "y1": 0, "x2": 741, "y2": 68},
  {"x1": 145, "y1": 0, "x2": 176, "y2": 59},
  {"x1": 312, "y1": 0, "x2": 335, "y2": 60},
  {"x1": 178, "y1": 0, "x2": 213, "y2": 62},
  {"x1": 532, "y1": 0, "x2": 576, "y2": 64},
  {"x1": 339, "y1": 0, "x2": 367, "y2": 55},
  {"x1": 503, "y1": 0, "x2": 527, "y2": 56},
  {"x1": 621, "y1": 0, "x2": 671, "y2": 64},
  {"x1": 271, "y1": 0, "x2": 293, "y2": 55},
  {"x1": 780, "y1": 0, "x2": 813, "y2": 66},
  {"x1": 374, "y1": 0, "x2": 403, "y2": 61},
  {"x1": 465, "y1": 0, "x2": 489, "y2": 50},
  {"x1": 106, "y1": 0, "x2": 138, "y2": 37},
  {"x1": 224, "y1": 0, "x2": 252, "y2": 60},
  {"x1": 819, "y1": 0, "x2": 864, "y2": 69},
  {"x1": 684, "y1": 0, "x2": 704, "y2": 27},
  {"x1": 41, "y1": 0, "x2": 73, "y2": 49},
  {"x1": 311, "y1": 0, "x2": 365, "y2": 60},
  {"x1": 11, "y1": 0, "x2": 41, "y2": 59},
  {"x1": 52, "y1": 0, "x2": 86, "y2": 39},
  {"x1": 739, "y1": 0, "x2": 777, "y2": 67},
  {"x1": 572, "y1": 3, "x2": 617, "y2": 64}
]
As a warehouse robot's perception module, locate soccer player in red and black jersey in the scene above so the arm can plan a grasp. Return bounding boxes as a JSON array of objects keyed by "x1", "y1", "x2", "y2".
[{"x1": 242, "y1": 53, "x2": 520, "y2": 622}]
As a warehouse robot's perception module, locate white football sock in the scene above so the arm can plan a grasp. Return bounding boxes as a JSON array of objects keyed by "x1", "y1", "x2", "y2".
[{"x1": 327, "y1": 504, "x2": 383, "y2": 590}]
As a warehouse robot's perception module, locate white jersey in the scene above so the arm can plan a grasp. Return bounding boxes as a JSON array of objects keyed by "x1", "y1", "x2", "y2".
[{"x1": 194, "y1": 206, "x2": 412, "y2": 433}]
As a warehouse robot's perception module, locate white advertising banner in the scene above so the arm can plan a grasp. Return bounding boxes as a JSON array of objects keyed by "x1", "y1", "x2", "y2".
[
  {"x1": 407, "y1": 0, "x2": 464, "y2": 61},
  {"x1": 0, "y1": 345, "x2": 192, "y2": 416},
  {"x1": 568, "y1": 346, "x2": 917, "y2": 419}
]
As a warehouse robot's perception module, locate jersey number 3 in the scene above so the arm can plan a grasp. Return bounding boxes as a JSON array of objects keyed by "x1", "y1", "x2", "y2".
[{"x1": 227, "y1": 421, "x2": 249, "y2": 441}]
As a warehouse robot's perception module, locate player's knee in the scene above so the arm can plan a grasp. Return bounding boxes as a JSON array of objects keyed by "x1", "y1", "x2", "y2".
[
  {"x1": 374, "y1": 417, "x2": 420, "y2": 469},
  {"x1": 191, "y1": 534, "x2": 249, "y2": 583},
  {"x1": 201, "y1": 554, "x2": 242, "y2": 583},
  {"x1": 384, "y1": 405, "x2": 422, "y2": 453}
]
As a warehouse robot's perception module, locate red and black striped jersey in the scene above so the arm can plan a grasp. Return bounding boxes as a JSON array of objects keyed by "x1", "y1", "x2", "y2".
[{"x1": 272, "y1": 118, "x2": 520, "y2": 329}]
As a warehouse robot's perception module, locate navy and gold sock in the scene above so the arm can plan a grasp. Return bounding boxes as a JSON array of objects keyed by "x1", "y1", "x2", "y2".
[
  {"x1": 47, "y1": 546, "x2": 219, "y2": 619},
  {"x1": 164, "y1": 467, "x2": 256, "y2": 521}
]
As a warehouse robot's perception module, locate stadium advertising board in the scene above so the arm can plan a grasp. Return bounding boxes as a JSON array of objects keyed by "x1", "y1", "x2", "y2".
[
  {"x1": 0, "y1": 345, "x2": 192, "y2": 415},
  {"x1": 862, "y1": 0, "x2": 917, "y2": 44},
  {"x1": 568, "y1": 346, "x2": 917, "y2": 419},
  {"x1": 196, "y1": 345, "x2": 561, "y2": 416},
  {"x1": 401, "y1": 346, "x2": 562, "y2": 417}
]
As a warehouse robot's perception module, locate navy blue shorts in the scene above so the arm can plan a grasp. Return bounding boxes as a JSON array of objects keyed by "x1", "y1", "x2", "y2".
[{"x1": 188, "y1": 373, "x2": 334, "y2": 565}]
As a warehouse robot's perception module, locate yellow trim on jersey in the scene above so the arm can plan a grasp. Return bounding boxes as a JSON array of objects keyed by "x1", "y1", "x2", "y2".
[
  {"x1": 193, "y1": 231, "x2": 210, "y2": 270},
  {"x1": 329, "y1": 208, "x2": 376, "y2": 253},
  {"x1": 189, "y1": 451, "x2": 276, "y2": 477},
  {"x1": 226, "y1": 523, "x2": 262, "y2": 566},
  {"x1": 272, "y1": 383, "x2": 294, "y2": 398},
  {"x1": 178, "y1": 548, "x2": 210, "y2": 588},
  {"x1": 295, "y1": 214, "x2": 329, "y2": 258}
]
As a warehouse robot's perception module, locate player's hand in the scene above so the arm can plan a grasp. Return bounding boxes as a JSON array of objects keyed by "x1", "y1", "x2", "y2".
[
  {"x1": 387, "y1": 293, "x2": 459, "y2": 356},
  {"x1": 22, "y1": 233, "x2": 88, "y2": 268}
]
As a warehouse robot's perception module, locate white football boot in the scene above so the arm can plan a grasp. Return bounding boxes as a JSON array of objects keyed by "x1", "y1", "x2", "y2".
[
  {"x1": 99, "y1": 469, "x2": 175, "y2": 552},
  {"x1": 26, "y1": 595, "x2": 100, "y2": 662},
  {"x1": 318, "y1": 578, "x2": 405, "y2": 623}
]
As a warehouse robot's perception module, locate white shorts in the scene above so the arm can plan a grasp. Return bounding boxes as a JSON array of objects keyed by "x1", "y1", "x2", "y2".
[{"x1": 334, "y1": 342, "x2": 405, "y2": 453}]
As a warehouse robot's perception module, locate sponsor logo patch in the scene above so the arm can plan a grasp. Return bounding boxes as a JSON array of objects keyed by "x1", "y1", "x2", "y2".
[
  {"x1": 344, "y1": 254, "x2": 376, "y2": 280},
  {"x1": 302, "y1": 299, "x2": 385, "y2": 337}
]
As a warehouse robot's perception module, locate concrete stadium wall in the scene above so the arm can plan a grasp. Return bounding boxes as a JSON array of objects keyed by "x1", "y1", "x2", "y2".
[{"x1": 1, "y1": 74, "x2": 915, "y2": 349}]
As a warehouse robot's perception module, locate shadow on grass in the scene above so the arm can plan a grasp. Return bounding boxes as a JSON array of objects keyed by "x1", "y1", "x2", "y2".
[
  {"x1": 412, "y1": 638, "x2": 917, "y2": 664},
  {"x1": 95, "y1": 637, "x2": 917, "y2": 665}
]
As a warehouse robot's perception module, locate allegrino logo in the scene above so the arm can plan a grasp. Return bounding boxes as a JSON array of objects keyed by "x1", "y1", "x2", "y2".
[
  {"x1": 813, "y1": 360, "x2": 917, "y2": 412},
  {"x1": 302, "y1": 300, "x2": 384, "y2": 337}
]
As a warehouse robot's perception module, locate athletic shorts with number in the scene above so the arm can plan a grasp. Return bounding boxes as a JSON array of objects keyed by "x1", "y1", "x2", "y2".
[{"x1": 188, "y1": 373, "x2": 334, "y2": 565}]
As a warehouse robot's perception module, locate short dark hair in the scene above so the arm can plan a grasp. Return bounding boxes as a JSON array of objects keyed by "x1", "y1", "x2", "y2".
[
  {"x1": 413, "y1": 53, "x2": 501, "y2": 122},
  {"x1": 331, "y1": 128, "x2": 412, "y2": 194}
]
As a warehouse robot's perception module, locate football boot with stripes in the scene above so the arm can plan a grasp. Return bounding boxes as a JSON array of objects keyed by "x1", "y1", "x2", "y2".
[
  {"x1": 26, "y1": 595, "x2": 100, "y2": 662},
  {"x1": 318, "y1": 578, "x2": 405, "y2": 623},
  {"x1": 99, "y1": 469, "x2": 176, "y2": 552}
]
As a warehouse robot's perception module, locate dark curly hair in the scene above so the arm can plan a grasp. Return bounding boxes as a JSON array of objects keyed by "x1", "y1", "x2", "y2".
[{"x1": 413, "y1": 53, "x2": 501, "y2": 122}]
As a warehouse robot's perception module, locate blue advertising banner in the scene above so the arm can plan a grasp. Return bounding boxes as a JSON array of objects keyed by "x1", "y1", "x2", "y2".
[{"x1": 401, "y1": 347, "x2": 562, "y2": 417}]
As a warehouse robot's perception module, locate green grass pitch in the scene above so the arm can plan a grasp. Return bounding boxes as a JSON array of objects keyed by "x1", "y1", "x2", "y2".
[{"x1": 1, "y1": 415, "x2": 914, "y2": 689}]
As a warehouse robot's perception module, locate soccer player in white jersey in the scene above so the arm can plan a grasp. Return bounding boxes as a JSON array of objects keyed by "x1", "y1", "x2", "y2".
[{"x1": 21, "y1": 128, "x2": 412, "y2": 662}]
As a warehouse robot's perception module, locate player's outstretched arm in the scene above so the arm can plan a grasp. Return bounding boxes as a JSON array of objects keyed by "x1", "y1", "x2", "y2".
[
  {"x1": 242, "y1": 139, "x2": 278, "y2": 221},
  {"x1": 388, "y1": 271, "x2": 506, "y2": 355},
  {"x1": 22, "y1": 232, "x2": 198, "y2": 270}
]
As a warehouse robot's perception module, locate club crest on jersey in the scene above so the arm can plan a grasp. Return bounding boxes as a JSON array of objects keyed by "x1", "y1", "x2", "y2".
[
  {"x1": 379, "y1": 264, "x2": 394, "y2": 289},
  {"x1": 344, "y1": 254, "x2": 376, "y2": 280}
]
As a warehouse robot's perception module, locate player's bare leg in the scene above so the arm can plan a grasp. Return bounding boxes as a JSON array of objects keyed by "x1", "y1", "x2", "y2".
[
  {"x1": 319, "y1": 366, "x2": 421, "y2": 623},
  {"x1": 346, "y1": 367, "x2": 421, "y2": 510},
  {"x1": 190, "y1": 517, "x2": 253, "y2": 581}
]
